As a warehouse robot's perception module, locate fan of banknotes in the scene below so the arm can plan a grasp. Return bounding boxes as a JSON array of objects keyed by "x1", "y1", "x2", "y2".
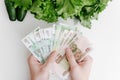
[{"x1": 22, "y1": 23, "x2": 90, "y2": 80}]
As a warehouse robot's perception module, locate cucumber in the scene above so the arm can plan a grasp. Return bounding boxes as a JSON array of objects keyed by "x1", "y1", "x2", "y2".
[
  {"x1": 16, "y1": 7, "x2": 27, "y2": 21},
  {"x1": 4, "y1": 0, "x2": 16, "y2": 21}
]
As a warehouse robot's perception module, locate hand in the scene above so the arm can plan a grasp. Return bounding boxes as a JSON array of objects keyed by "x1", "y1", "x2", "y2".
[
  {"x1": 65, "y1": 48, "x2": 93, "y2": 80},
  {"x1": 28, "y1": 51, "x2": 57, "y2": 80}
]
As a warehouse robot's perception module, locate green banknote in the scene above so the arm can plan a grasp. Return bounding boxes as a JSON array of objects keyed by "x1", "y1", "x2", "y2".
[{"x1": 22, "y1": 35, "x2": 45, "y2": 63}]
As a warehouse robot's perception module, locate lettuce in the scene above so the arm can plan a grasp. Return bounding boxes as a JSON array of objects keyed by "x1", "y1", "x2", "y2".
[
  {"x1": 29, "y1": 0, "x2": 110, "y2": 28},
  {"x1": 30, "y1": 0, "x2": 58, "y2": 22}
]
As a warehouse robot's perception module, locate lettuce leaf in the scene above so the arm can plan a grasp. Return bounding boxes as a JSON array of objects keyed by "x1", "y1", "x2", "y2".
[
  {"x1": 78, "y1": 0, "x2": 110, "y2": 28},
  {"x1": 55, "y1": 0, "x2": 109, "y2": 28},
  {"x1": 29, "y1": 0, "x2": 110, "y2": 28},
  {"x1": 30, "y1": 0, "x2": 58, "y2": 22}
]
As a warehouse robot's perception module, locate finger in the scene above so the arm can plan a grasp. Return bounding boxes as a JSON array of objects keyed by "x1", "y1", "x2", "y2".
[
  {"x1": 45, "y1": 51, "x2": 57, "y2": 70},
  {"x1": 28, "y1": 54, "x2": 43, "y2": 74},
  {"x1": 76, "y1": 48, "x2": 91, "y2": 63},
  {"x1": 78, "y1": 55, "x2": 93, "y2": 68},
  {"x1": 28, "y1": 54, "x2": 42, "y2": 66},
  {"x1": 65, "y1": 48, "x2": 78, "y2": 68}
]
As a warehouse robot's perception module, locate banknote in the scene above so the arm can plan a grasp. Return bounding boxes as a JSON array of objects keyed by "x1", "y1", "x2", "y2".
[
  {"x1": 53, "y1": 24, "x2": 80, "y2": 64},
  {"x1": 38, "y1": 27, "x2": 55, "y2": 60},
  {"x1": 22, "y1": 36, "x2": 45, "y2": 63},
  {"x1": 22, "y1": 27, "x2": 54, "y2": 63},
  {"x1": 53, "y1": 23, "x2": 79, "y2": 50},
  {"x1": 22, "y1": 23, "x2": 90, "y2": 80},
  {"x1": 55, "y1": 34, "x2": 90, "y2": 78}
]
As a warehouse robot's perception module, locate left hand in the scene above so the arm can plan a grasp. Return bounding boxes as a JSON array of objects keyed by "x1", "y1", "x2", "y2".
[{"x1": 28, "y1": 51, "x2": 57, "y2": 80}]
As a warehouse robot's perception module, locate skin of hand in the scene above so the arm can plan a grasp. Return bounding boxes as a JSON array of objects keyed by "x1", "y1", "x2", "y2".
[
  {"x1": 65, "y1": 48, "x2": 93, "y2": 80},
  {"x1": 28, "y1": 48, "x2": 93, "y2": 80},
  {"x1": 28, "y1": 51, "x2": 57, "y2": 80}
]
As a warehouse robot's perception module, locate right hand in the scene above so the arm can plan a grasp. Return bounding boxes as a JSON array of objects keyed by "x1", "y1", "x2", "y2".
[{"x1": 65, "y1": 48, "x2": 93, "y2": 80}]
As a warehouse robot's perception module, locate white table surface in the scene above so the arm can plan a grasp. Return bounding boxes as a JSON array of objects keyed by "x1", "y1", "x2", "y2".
[{"x1": 0, "y1": 0, "x2": 120, "y2": 80}]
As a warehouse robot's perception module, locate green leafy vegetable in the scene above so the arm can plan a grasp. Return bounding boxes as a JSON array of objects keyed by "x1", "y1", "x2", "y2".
[
  {"x1": 30, "y1": 0, "x2": 110, "y2": 28},
  {"x1": 78, "y1": 0, "x2": 110, "y2": 28},
  {"x1": 30, "y1": 0, "x2": 58, "y2": 22},
  {"x1": 5, "y1": 0, "x2": 110, "y2": 28}
]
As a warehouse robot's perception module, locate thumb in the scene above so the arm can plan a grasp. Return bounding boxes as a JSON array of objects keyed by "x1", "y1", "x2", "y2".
[
  {"x1": 45, "y1": 51, "x2": 57, "y2": 70},
  {"x1": 65, "y1": 48, "x2": 78, "y2": 68}
]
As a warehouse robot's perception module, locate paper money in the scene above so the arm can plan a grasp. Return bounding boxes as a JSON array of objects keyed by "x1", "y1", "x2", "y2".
[
  {"x1": 22, "y1": 23, "x2": 90, "y2": 80},
  {"x1": 22, "y1": 36, "x2": 45, "y2": 63},
  {"x1": 55, "y1": 34, "x2": 90, "y2": 78},
  {"x1": 53, "y1": 23, "x2": 78, "y2": 50}
]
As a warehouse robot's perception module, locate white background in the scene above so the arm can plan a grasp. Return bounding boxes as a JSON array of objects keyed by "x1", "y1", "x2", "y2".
[{"x1": 0, "y1": 0, "x2": 120, "y2": 80}]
